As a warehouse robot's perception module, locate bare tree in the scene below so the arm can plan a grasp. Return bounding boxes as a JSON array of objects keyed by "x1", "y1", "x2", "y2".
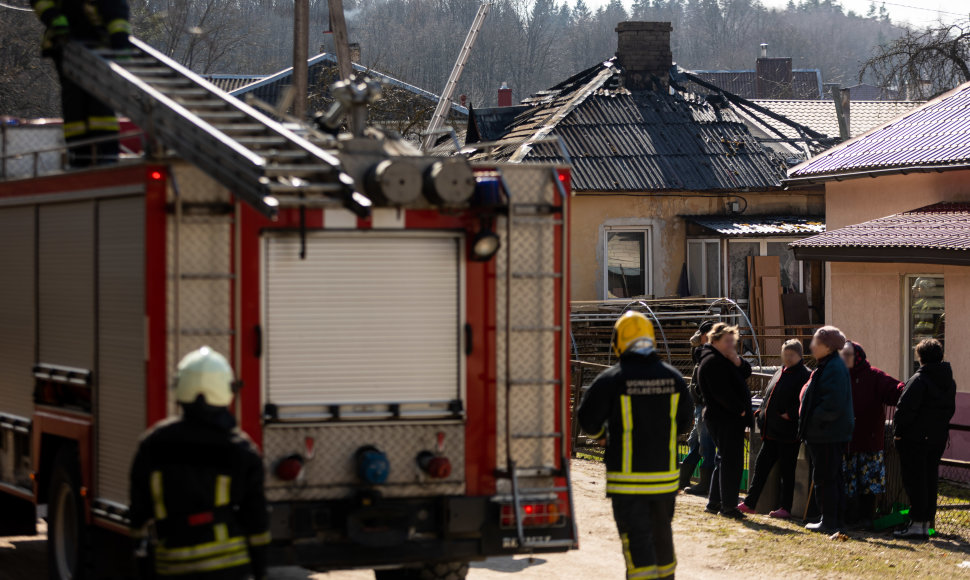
[{"x1": 861, "y1": 20, "x2": 970, "y2": 99}]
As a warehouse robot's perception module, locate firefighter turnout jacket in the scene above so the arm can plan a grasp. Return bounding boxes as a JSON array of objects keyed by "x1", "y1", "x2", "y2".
[
  {"x1": 130, "y1": 405, "x2": 270, "y2": 579},
  {"x1": 578, "y1": 347, "x2": 694, "y2": 496},
  {"x1": 32, "y1": 0, "x2": 132, "y2": 54}
]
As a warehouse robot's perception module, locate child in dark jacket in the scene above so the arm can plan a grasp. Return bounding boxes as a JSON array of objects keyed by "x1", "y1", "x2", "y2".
[
  {"x1": 840, "y1": 341, "x2": 903, "y2": 529},
  {"x1": 739, "y1": 339, "x2": 810, "y2": 518}
]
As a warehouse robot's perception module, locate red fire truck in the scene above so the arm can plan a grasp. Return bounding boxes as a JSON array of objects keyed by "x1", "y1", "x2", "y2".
[{"x1": 0, "y1": 39, "x2": 575, "y2": 579}]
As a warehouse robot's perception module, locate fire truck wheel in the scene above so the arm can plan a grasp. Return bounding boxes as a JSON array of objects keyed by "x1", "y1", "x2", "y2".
[
  {"x1": 47, "y1": 448, "x2": 90, "y2": 580},
  {"x1": 374, "y1": 562, "x2": 469, "y2": 580}
]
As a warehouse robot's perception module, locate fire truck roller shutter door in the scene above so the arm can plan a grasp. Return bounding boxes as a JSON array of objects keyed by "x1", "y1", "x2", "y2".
[
  {"x1": 97, "y1": 196, "x2": 146, "y2": 504},
  {"x1": 0, "y1": 206, "x2": 36, "y2": 422}
]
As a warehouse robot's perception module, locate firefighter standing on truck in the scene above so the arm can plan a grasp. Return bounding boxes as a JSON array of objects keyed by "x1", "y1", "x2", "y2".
[
  {"x1": 129, "y1": 347, "x2": 270, "y2": 579},
  {"x1": 578, "y1": 311, "x2": 693, "y2": 580},
  {"x1": 30, "y1": 0, "x2": 130, "y2": 167}
]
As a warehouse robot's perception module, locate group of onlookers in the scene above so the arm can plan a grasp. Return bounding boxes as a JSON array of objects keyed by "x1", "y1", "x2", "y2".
[{"x1": 686, "y1": 322, "x2": 957, "y2": 539}]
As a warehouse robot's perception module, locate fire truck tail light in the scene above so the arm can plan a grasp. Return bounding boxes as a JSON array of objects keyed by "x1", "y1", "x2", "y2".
[
  {"x1": 500, "y1": 501, "x2": 566, "y2": 528},
  {"x1": 275, "y1": 454, "x2": 304, "y2": 482},
  {"x1": 416, "y1": 451, "x2": 452, "y2": 479},
  {"x1": 355, "y1": 445, "x2": 390, "y2": 485},
  {"x1": 149, "y1": 170, "x2": 164, "y2": 181}
]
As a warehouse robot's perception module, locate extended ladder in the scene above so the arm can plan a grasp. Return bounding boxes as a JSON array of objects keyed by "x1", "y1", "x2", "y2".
[
  {"x1": 61, "y1": 37, "x2": 370, "y2": 217},
  {"x1": 494, "y1": 165, "x2": 576, "y2": 550}
]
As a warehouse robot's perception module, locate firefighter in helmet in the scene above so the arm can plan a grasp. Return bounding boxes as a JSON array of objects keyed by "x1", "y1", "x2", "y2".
[
  {"x1": 129, "y1": 347, "x2": 270, "y2": 579},
  {"x1": 577, "y1": 311, "x2": 693, "y2": 580},
  {"x1": 30, "y1": 0, "x2": 131, "y2": 167}
]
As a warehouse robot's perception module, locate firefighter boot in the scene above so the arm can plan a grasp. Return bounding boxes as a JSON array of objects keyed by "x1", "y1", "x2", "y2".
[{"x1": 684, "y1": 466, "x2": 712, "y2": 496}]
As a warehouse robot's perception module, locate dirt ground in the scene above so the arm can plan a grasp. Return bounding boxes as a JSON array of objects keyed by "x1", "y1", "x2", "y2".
[{"x1": 3, "y1": 459, "x2": 970, "y2": 580}]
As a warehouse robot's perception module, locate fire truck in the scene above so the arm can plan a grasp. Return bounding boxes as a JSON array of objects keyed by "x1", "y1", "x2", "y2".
[{"x1": 0, "y1": 38, "x2": 576, "y2": 579}]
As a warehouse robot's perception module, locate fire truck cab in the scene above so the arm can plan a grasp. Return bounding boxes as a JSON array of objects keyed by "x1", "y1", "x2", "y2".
[{"x1": 0, "y1": 39, "x2": 576, "y2": 579}]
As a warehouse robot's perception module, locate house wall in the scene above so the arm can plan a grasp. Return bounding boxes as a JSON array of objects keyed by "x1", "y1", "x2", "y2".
[
  {"x1": 823, "y1": 170, "x2": 970, "y2": 458},
  {"x1": 569, "y1": 189, "x2": 824, "y2": 301}
]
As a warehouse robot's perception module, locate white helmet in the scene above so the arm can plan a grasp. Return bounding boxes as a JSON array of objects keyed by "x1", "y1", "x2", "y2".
[{"x1": 175, "y1": 346, "x2": 235, "y2": 407}]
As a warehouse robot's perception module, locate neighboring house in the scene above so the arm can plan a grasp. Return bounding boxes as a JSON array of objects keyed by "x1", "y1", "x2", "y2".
[
  {"x1": 468, "y1": 22, "x2": 825, "y2": 316},
  {"x1": 203, "y1": 74, "x2": 267, "y2": 93},
  {"x1": 824, "y1": 82, "x2": 901, "y2": 101},
  {"x1": 686, "y1": 45, "x2": 823, "y2": 100},
  {"x1": 224, "y1": 53, "x2": 468, "y2": 140},
  {"x1": 787, "y1": 81, "x2": 970, "y2": 458},
  {"x1": 735, "y1": 99, "x2": 923, "y2": 155}
]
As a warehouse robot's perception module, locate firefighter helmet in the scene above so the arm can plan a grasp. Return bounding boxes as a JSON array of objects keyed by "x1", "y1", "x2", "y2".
[
  {"x1": 612, "y1": 311, "x2": 655, "y2": 357},
  {"x1": 175, "y1": 346, "x2": 235, "y2": 407}
]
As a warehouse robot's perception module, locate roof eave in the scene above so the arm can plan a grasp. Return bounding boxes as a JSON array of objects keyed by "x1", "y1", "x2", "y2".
[
  {"x1": 783, "y1": 163, "x2": 970, "y2": 186},
  {"x1": 792, "y1": 245, "x2": 970, "y2": 266}
]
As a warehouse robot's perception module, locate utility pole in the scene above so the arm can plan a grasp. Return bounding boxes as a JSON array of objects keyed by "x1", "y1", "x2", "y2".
[
  {"x1": 293, "y1": 0, "x2": 309, "y2": 118},
  {"x1": 328, "y1": 0, "x2": 354, "y2": 83}
]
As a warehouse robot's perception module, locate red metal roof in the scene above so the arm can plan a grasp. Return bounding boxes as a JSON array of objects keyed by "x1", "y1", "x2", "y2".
[
  {"x1": 788, "y1": 82, "x2": 970, "y2": 180},
  {"x1": 791, "y1": 202, "x2": 970, "y2": 251}
]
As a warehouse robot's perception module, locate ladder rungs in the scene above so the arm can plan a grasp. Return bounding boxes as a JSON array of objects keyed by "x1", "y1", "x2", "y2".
[
  {"x1": 146, "y1": 77, "x2": 193, "y2": 87},
  {"x1": 213, "y1": 124, "x2": 271, "y2": 134},
  {"x1": 264, "y1": 164, "x2": 340, "y2": 177},
  {"x1": 197, "y1": 110, "x2": 248, "y2": 120},
  {"x1": 176, "y1": 100, "x2": 229, "y2": 109},
  {"x1": 115, "y1": 57, "x2": 158, "y2": 66},
  {"x1": 124, "y1": 67, "x2": 171, "y2": 76},
  {"x1": 235, "y1": 136, "x2": 289, "y2": 147},
  {"x1": 164, "y1": 88, "x2": 208, "y2": 97},
  {"x1": 264, "y1": 150, "x2": 313, "y2": 160},
  {"x1": 265, "y1": 182, "x2": 346, "y2": 194}
]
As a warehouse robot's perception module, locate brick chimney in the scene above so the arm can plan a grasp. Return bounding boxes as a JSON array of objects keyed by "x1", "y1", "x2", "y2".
[
  {"x1": 498, "y1": 82, "x2": 512, "y2": 107},
  {"x1": 755, "y1": 44, "x2": 793, "y2": 99},
  {"x1": 615, "y1": 21, "x2": 673, "y2": 90}
]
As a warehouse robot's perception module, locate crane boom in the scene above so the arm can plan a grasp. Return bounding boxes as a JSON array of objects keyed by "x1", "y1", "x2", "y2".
[{"x1": 422, "y1": 1, "x2": 491, "y2": 151}]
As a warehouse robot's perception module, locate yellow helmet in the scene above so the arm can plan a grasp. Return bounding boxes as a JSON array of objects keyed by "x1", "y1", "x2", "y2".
[
  {"x1": 175, "y1": 346, "x2": 235, "y2": 407},
  {"x1": 612, "y1": 311, "x2": 655, "y2": 357}
]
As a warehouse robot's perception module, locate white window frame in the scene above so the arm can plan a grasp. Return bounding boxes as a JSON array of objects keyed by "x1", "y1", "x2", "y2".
[
  {"x1": 901, "y1": 273, "x2": 944, "y2": 380},
  {"x1": 603, "y1": 226, "x2": 653, "y2": 299},
  {"x1": 687, "y1": 238, "x2": 721, "y2": 297},
  {"x1": 726, "y1": 238, "x2": 806, "y2": 304}
]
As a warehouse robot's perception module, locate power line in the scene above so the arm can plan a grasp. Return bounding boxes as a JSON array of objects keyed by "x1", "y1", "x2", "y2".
[
  {"x1": 0, "y1": 1, "x2": 33, "y2": 12},
  {"x1": 871, "y1": 1, "x2": 967, "y2": 18}
]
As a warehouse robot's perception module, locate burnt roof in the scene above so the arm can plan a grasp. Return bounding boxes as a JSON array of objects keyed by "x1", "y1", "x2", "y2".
[
  {"x1": 791, "y1": 202, "x2": 970, "y2": 265},
  {"x1": 687, "y1": 215, "x2": 825, "y2": 236},
  {"x1": 788, "y1": 81, "x2": 970, "y2": 181},
  {"x1": 466, "y1": 105, "x2": 529, "y2": 144},
  {"x1": 471, "y1": 60, "x2": 790, "y2": 193},
  {"x1": 687, "y1": 69, "x2": 823, "y2": 100}
]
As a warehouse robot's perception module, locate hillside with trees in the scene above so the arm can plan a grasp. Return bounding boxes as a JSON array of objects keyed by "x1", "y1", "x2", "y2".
[{"x1": 0, "y1": 0, "x2": 921, "y2": 118}]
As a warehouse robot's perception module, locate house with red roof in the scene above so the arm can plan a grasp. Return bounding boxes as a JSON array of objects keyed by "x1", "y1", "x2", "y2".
[{"x1": 787, "y1": 82, "x2": 970, "y2": 460}]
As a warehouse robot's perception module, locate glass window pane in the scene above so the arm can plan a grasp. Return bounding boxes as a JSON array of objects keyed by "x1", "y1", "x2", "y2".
[
  {"x1": 687, "y1": 241, "x2": 703, "y2": 296},
  {"x1": 607, "y1": 232, "x2": 645, "y2": 298},
  {"x1": 705, "y1": 241, "x2": 720, "y2": 296},
  {"x1": 766, "y1": 242, "x2": 799, "y2": 293},
  {"x1": 728, "y1": 242, "x2": 759, "y2": 300},
  {"x1": 909, "y1": 276, "x2": 944, "y2": 376}
]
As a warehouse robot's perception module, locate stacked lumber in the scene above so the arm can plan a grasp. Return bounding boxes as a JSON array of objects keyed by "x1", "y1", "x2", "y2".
[{"x1": 747, "y1": 256, "x2": 784, "y2": 354}]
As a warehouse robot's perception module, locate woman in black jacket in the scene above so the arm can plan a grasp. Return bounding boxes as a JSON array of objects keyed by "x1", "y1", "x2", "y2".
[
  {"x1": 739, "y1": 339, "x2": 810, "y2": 518},
  {"x1": 697, "y1": 323, "x2": 753, "y2": 519},
  {"x1": 893, "y1": 338, "x2": 956, "y2": 539}
]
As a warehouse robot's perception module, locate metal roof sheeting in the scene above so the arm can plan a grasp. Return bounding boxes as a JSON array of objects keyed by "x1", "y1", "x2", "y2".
[
  {"x1": 789, "y1": 82, "x2": 970, "y2": 179},
  {"x1": 475, "y1": 61, "x2": 789, "y2": 192},
  {"x1": 791, "y1": 203, "x2": 970, "y2": 250},
  {"x1": 687, "y1": 215, "x2": 825, "y2": 236}
]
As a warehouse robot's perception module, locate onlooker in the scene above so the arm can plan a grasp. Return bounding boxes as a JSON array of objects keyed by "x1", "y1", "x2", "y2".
[
  {"x1": 840, "y1": 341, "x2": 904, "y2": 529},
  {"x1": 799, "y1": 326, "x2": 853, "y2": 533},
  {"x1": 739, "y1": 339, "x2": 810, "y2": 519},
  {"x1": 893, "y1": 338, "x2": 956, "y2": 539},
  {"x1": 697, "y1": 323, "x2": 753, "y2": 519},
  {"x1": 681, "y1": 320, "x2": 717, "y2": 495}
]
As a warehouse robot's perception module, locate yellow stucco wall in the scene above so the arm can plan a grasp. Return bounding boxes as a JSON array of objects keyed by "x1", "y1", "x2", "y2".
[{"x1": 569, "y1": 190, "x2": 824, "y2": 301}]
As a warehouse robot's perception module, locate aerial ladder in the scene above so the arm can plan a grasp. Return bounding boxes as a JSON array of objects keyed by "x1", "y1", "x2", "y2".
[
  {"x1": 421, "y1": 0, "x2": 492, "y2": 151},
  {"x1": 60, "y1": 37, "x2": 372, "y2": 218}
]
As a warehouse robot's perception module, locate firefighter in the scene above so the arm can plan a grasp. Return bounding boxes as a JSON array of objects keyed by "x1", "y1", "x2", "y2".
[
  {"x1": 31, "y1": 0, "x2": 131, "y2": 167},
  {"x1": 578, "y1": 311, "x2": 693, "y2": 580},
  {"x1": 129, "y1": 347, "x2": 270, "y2": 579}
]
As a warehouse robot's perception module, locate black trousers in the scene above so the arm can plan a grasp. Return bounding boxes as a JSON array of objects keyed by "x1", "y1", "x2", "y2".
[
  {"x1": 897, "y1": 438, "x2": 947, "y2": 523},
  {"x1": 54, "y1": 56, "x2": 120, "y2": 166},
  {"x1": 707, "y1": 420, "x2": 746, "y2": 512},
  {"x1": 744, "y1": 439, "x2": 799, "y2": 512},
  {"x1": 807, "y1": 441, "x2": 845, "y2": 528},
  {"x1": 611, "y1": 495, "x2": 676, "y2": 580}
]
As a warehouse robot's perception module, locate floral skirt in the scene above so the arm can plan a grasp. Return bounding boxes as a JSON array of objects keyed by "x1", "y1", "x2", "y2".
[{"x1": 843, "y1": 450, "x2": 886, "y2": 496}]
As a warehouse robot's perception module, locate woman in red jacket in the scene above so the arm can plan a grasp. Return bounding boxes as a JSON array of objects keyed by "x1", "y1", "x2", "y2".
[{"x1": 839, "y1": 341, "x2": 903, "y2": 529}]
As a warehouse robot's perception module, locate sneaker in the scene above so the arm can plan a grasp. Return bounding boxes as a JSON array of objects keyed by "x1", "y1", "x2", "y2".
[
  {"x1": 894, "y1": 521, "x2": 928, "y2": 539},
  {"x1": 769, "y1": 508, "x2": 791, "y2": 519},
  {"x1": 805, "y1": 520, "x2": 838, "y2": 534},
  {"x1": 737, "y1": 502, "x2": 756, "y2": 514},
  {"x1": 704, "y1": 504, "x2": 721, "y2": 514}
]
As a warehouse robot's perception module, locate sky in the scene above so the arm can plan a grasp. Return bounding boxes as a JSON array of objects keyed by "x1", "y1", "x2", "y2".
[{"x1": 585, "y1": 0, "x2": 968, "y2": 28}]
